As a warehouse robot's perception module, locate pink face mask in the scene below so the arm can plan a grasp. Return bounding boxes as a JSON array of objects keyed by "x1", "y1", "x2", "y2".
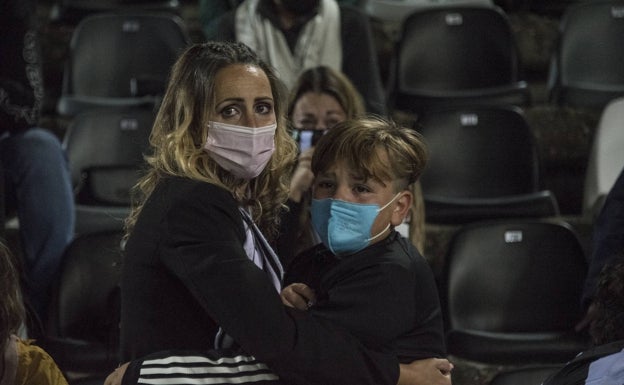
[{"x1": 203, "y1": 121, "x2": 277, "y2": 180}]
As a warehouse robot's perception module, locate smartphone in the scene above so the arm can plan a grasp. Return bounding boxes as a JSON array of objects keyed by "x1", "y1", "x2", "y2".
[{"x1": 294, "y1": 129, "x2": 327, "y2": 152}]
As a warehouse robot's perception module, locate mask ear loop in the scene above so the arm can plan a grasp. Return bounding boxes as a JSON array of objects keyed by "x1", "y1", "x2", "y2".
[
  {"x1": 377, "y1": 192, "x2": 402, "y2": 212},
  {"x1": 367, "y1": 192, "x2": 403, "y2": 242}
]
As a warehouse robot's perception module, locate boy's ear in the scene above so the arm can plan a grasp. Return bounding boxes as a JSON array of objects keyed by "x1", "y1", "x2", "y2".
[{"x1": 391, "y1": 190, "x2": 412, "y2": 226}]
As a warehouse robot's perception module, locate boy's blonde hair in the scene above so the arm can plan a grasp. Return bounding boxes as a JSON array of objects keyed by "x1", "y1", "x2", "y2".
[{"x1": 312, "y1": 116, "x2": 428, "y2": 192}]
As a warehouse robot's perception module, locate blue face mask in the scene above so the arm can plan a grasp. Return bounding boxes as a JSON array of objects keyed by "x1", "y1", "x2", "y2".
[{"x1": 310, "y1": 194, "x2": 400, "y2": 256}]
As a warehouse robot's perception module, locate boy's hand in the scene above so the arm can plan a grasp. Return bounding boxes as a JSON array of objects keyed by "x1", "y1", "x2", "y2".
[{"x1": 281, "y1": 283, "x2": 316, "y2": 310}]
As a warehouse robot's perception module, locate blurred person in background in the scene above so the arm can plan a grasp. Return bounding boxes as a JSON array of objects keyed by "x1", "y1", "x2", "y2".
[
  {"x1": 208, "y1": 0, "x2": 387, "y2": 115},
  {"x1": 0, "y1": 0, "x2": 75, "y2": 337}
]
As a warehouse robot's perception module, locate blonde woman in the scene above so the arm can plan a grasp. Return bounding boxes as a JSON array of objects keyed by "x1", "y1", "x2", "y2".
[{"x1": 113, "y1": 42, "x2": 450, "y2": 385}]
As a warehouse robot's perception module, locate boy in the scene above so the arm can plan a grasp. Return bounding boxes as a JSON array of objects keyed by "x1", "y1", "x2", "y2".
[
  {"x1": 106, "y1": 116, "x2": 448, "y2": 385},
  {"x1": 282, "y1": 115, "x2": 444, "y2": 362}
]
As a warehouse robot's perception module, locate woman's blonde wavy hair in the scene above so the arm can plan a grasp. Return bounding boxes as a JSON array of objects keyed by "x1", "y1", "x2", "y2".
[{"x1": 125, "y1": 42, "x2": 297, "y2": 240}]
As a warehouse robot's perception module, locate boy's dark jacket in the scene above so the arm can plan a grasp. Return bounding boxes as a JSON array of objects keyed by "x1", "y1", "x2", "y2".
[{"x1": 285, "y1": 231, "x2": 446, "y2": 361}]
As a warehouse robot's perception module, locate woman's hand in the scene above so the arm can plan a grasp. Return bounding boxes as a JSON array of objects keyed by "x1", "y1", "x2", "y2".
[
  {"x1": 575, "y1": 302, "x2": 598, "y2": 333},
  {"x1": 280, "y1": 282, "x2": 316, "y2": 310},
  {"x1": 398, "y1": 358, "x2": 453, "y2": 385},
  {"x1": 289, "y1": 148, "x2": 315, "y2": 203},
  {"x1": 104, "y1": 362, "x2": 129, "y2": 385}
]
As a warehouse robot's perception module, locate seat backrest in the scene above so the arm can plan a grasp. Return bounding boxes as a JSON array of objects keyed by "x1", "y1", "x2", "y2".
[
  {"x1": 418, "y1": 106, "x2": 540, "y2": 199},
  {"x1": 63, "y1": 107, "x2": 154, "y2": 206},
  {"x1": 43, "y1": 230, "x2": 125, "y2": 382},
  {"x1": 49, "y1": 231, "x2": 124, "y2": 341},
  {"x1": 363, "y1": 0, "x2": 494, "y2": 23},
  {"x1": 442, "y1": 220, "x2": 587, "y2": 333},
  {"x1": 395, "y1": 6, "x2": 520, "y2": 93},
  {"x1": 49, "y1": 0, "x2": 181, "y2": 24},
  {"x1": 549, "y1": 1, "x2": 624, "y2": 108},
  {"x1": 58, "y1": 12, "x2": 190, "y2": 115},
  {"x1": 489, "y1": 365, "x2": 563, "y2": 385},
  {"x1": 583, "y1": 97, "x2": 624, "y2": 214}
]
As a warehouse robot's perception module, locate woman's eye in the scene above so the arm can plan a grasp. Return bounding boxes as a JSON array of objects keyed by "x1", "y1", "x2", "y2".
[
  {"x1": 255, "y1": 103, "x2": 273, "y2": 114},
  {"x1": 326, "y1": 119, "x2": 341, "y2": 129},
  {"x1": 220, "y1": 106, "x2": 238, "y2": 118},
  {"x1": 296, "y1": 118, "x2": 316, "y2": 130}
]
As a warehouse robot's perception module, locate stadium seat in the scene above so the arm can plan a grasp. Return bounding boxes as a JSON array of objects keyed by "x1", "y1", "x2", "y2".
[
  {"x1": 363, "y1": 0, "x2": 493, "y2": 23},
  {"x1": 440, "y1": 219, "x2": 589, "y2": 364},
  {"x1": 489, "y1": 365, "x2": 563, "y2": 385},
  {"x1": 387, "y1": 5, "x2": 530, "y2": 116},
  {"x1": 548, "y1": 0, "x2": 624, "y2": 109},
  {"x1": 40, "y1": 230, "x2": 124, "y2": 385},
  {"x1": 62, "y1": 107, "x2": 154, "y2": 234},
  {"x1": 583, "y1": 96, "x2": 624, "y2": 215},
  {"x1": 416, "y1": 106, "x2": 559, "y2": 224},
  {"x1": 57, "y1": 12, "x2": 191, "y2": 116},
  {"x1": 49, "y1": 0, "x2": 181, "y2": 24}
]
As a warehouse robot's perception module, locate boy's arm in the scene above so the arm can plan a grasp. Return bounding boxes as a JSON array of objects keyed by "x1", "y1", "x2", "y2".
[{"x1": 308, "y1": 253, "x2": 446, "y2": 360}]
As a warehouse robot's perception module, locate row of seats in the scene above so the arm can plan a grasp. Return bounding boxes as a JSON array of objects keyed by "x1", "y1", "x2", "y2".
[
  {"x1": 52, "y1": 1, "x2": 624, "y2": 120},
  {"x1": 31, "y1": 2, "x2": 618, "y2": 384},
  {"x1": 59, "y1": 97, "x2": 624, "y2": 233},
  {"x1": 39, "y1": 217, "x2": 589, "y2": 384},
  {"x1": 387, "y1": 0, "x2": 624, "y2": 116},
  {"x1": 21, "y1": 10, "x2": 163, "y2": 372},
  {"x1": 48, "y1": 0, "x2": 182, "y2": 24},
  {"x1": 49, "y1": 4, "x2": 623, "y2": 229}
]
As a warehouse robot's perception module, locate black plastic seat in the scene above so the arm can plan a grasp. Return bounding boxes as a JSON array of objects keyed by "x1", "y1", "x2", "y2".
[
  {"x1": 417, "y1": 106, "x2": 559, "y2": 224},
  {"x1": 548, "y1": 0, "x2": 624, "y2": 109},
  {"x1": 440, "y1": 219, "x2": 589, "y2": 364},
  {"x1": 40, "y1": 230, "x2": 124, "y2": 385},
  {"x1": 583, "y1": 96, "x2": 624, "y2": 215},
  {"x1": 62, "y1": 107, "x2": 154, "y2": 234},
  {"x1": 489, "y1": 365, "x2": 563, "y2": 385},
  {"x1": 387, "y1": 5, "x2": 530, "y2": 116},
  {"x1": 363, "y1": 0, "x2": 495, "y2": 23},
  {"x1": 49, "y1": 0, "x2": 181, "y2": 24},
  {"x1": 57, "y1": 12, "x2": 191, "y2": 116}
]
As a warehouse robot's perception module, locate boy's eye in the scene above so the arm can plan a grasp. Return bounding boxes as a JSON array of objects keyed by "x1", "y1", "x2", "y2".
[
  {"x1": 354, "y1": 185, "x2": 371, "y2": 194},
  {"x1": 316, "y1": 180, "x2": 335, "y2": 190}
]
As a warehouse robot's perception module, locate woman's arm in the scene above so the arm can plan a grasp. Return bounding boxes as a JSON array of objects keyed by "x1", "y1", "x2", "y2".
[
  {"x1": 144, "y1": 184, "x2": 400, "y2": 385},
  {"x1": 105, "y1": 355, "x2": 453, "y2": 385},
  {"x1": 399, "y1": 358, "x2": 453, "y2": 385}
]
